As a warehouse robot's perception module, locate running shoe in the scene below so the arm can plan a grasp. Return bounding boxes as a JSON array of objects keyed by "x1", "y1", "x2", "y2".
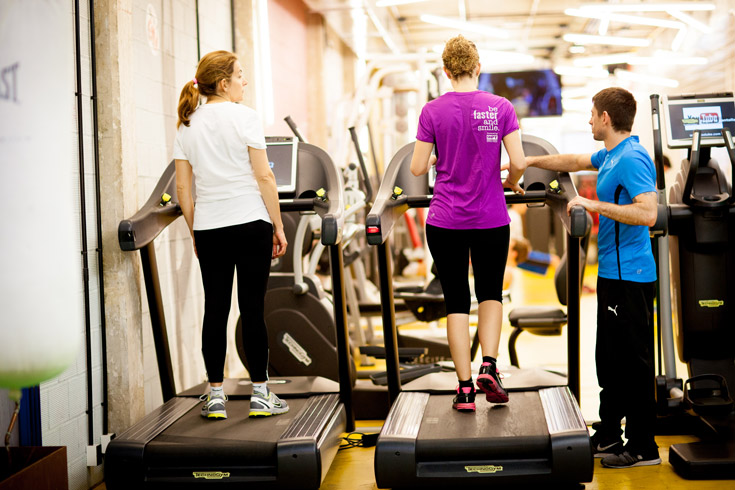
[
  {"x1": 200, "y1": 392, "x2": 227, "y2": 419},
  {"x1": 601, "y1": 445, "x2": 661, "y2": 468},
  {"x1": 476, "y1": 362, "x2": 509, "y2": 403},
  {"x1": 249, "y1": 390, "x2": 289, "y2": 417},
  {"x1": 452, "y1": 385, "x2": 476, "y2": 412},
  {"x1": 590, "y1": 430, "x2": 624, "y2": 458}
]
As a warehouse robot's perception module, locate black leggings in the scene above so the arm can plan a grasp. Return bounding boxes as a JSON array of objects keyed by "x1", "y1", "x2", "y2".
[
  {"x1": 194, "y1": 220, "x2": 273, "y2": 383},
  {"x1": 426, "y1": 223, "x2": 509, "y2": 315}
]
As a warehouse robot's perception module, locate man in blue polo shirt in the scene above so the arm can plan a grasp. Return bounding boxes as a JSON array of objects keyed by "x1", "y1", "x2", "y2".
[{"x1": 526, "y1": 87, "x2": 659, "y2": 468}]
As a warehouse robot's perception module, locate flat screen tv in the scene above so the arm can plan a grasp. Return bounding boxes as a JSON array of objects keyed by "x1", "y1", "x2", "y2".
[
  {"x1": 478, "y1": 69, "x2": 562, "y2": 118},
  {"x1": 663, "y1": 93, "x2": 735, "y2": 149}
]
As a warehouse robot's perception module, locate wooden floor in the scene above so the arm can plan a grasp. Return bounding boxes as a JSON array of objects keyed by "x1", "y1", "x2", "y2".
[{"x1": 96, "y1": 265, "x2": 732, "y2": 489}]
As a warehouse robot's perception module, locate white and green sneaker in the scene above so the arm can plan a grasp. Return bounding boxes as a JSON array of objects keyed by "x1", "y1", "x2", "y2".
[
  {"x1": 249, "y1": 390, "x2": 289, "y2": 418},
  {"x1": 200, "y1": 392, "x2": 228, "y2": 419}
]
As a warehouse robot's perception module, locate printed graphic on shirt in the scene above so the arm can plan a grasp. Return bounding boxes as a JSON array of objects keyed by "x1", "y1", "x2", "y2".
[{"x1": 474, "y1": 107, "x2": 499, "y2": 143}]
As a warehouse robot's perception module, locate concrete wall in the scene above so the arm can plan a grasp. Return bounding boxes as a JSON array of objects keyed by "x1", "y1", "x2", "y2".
[{"x1": 97, "y1": 0, "x2": 328, "y2": 434}]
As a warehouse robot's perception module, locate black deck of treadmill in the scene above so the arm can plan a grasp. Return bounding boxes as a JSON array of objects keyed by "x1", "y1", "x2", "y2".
[
  {"x1": 374, "y1": 387, "x2": 593, "y2": 488},
  {"x1": 104, "y1": 393, "x2": 345, "y2": 489}
]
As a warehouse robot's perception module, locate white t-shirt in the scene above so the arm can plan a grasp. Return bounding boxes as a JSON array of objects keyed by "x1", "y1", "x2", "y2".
[{"x1": 173, "y1": 102, "x2": 271, "y2": 230}]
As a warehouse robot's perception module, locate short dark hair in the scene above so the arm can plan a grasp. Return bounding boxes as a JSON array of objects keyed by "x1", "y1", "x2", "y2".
[{"x1": 592, "y1": 87, "x2": 636, "y2": 132}]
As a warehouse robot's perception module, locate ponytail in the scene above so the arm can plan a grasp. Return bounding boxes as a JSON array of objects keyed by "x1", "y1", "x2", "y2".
[
  {"x1": 177, "y1": 80, "x2": 199, "y2": 128},
  {"x1": 176, "y1": 51, "x2": 238, "y2": 129}
]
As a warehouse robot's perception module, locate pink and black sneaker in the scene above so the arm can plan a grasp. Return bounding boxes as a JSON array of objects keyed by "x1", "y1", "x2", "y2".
[
  {"x1": 452, "y1": 385, "x2": 476, "y2": 412},
  {"x1": 477, "y1": 362, "x2": 509, "y2": 403}
]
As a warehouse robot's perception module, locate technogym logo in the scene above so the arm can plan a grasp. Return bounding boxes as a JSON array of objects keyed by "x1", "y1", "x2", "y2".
[
  {"x1": 193, "y1": 471, "x2": 231, "y2": 480},
  {"x1": 698, "y1": 299, "x2": 724, "y2": 308},
  {"x1": 465, "y1": 465, "x2": 504, "y2": 474}
]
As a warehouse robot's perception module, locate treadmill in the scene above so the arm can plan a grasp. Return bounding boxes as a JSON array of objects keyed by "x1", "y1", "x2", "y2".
[
  {"x1": 365, "y1": 135, "x2": 594, "y2": 488},
  {"x1": 105, "y1": 138, "x2": 355, "y2": 489}
]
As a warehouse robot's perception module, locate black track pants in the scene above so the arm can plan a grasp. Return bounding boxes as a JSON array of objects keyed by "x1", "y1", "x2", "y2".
[{"x1": 595, "y1": 276, "x2": 657, "y2": 450}]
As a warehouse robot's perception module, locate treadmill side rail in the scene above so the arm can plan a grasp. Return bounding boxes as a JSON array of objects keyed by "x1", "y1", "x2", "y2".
[
  {"x1": 105, "y1": 397, "x2": 200, "y2": 489},
  {"x1": 277, "y1": 394, "x2": 347, "y2": 489},
  {"x1": 539, "y1": 387, "x2": 594, "y2": 483},
  {"x1": 375, "y1": 392, "x2": 430, "y2": 488}
]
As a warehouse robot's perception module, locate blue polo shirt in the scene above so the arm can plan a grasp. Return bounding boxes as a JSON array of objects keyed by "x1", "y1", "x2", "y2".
[{"x1": 591, "y1": 136, "x2": 657, "y2": 283}]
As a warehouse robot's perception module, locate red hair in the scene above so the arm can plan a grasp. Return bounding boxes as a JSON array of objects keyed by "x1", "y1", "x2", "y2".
[{"x1": 177, "y1": 50, "x2": 238, "y2": 128}]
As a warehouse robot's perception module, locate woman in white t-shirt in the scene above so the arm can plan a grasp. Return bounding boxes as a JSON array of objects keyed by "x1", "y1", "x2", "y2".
[{"x1": 174, "y1": 50, "x2": 288, "y2": 420}]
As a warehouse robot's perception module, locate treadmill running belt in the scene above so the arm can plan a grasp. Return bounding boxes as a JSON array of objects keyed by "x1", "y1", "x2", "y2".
[
  {"x1": 146, "y1": 399, "x2": 309, "y2": 466},
  {"x1": 416, "y1": 392, "x2": 549, "y2": 460}
]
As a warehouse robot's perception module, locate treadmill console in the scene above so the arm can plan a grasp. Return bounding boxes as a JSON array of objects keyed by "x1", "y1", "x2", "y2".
[{"x1": 266, "y1": 136, "x2": 299, "y2": 195}]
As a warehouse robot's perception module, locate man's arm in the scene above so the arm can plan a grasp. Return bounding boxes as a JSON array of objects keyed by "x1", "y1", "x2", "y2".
[
  {"x1": 566, "y1": 191, "x2": 658, "y2": 227},
  {"x1": 526, "y1": 153, "x2": 595, "y2": 173}
]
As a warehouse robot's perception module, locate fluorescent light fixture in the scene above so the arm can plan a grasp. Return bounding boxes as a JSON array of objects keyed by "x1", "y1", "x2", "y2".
[
  {"x1": 419, "y1": 14, "x2": 510, "y2": 39},
  {"x1": 554, "y1": 66, "x2": 610, "y2": 78},
  {"x1": 599, "y1": 17, "x2": 610, "y2": 35},
  {"x1": 569, "y1": 45, "x2": 586, "y2": 54},
  {"x1": 572, "y1": 51, "x2": 707, "y2": 67},
  {"x1": 376, "y1": 0, "x2": 428, "y2": 6},
  {"x1": 671, "y1": 27, "x2": 688, "y2": 51},
  {"x1": 366, "y1": 6, "x2": 400, "y2": 54},
  {"x1": 578, "y1": 2, "x2": 714, "y2": 12},
  {"x1": 573, "y1": 53, "x2": 635, "y2": 66},
  {"x1": 564, "y1": 8, "x2": 685, "y2": 29},
  {"x1": 652, "y1": 50, "x2": 707, "y2": 64},
  {"x1": 563, "y1": 33, "x2": 650, "y2": 47},
  {"x1": 478, "y1": 49, "x2": 534, "y2": 65},
  {"x1": 614, "y1": 69, "x2": 680, "y2": 88},
  {"x1": 667, "y1": 10, "x2": 713, "y2": 33}
]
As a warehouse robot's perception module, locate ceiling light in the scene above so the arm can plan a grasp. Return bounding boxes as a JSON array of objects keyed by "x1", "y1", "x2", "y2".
[
  {"x1": 554, "y1": 66, "x2": 609, "y2": 78},
  {"x1": 577, "y1": 2, "x2": 715, "y2": 12},
  {"x1": 478, "y1": 50, "x2": 534, "y2": 65},
  {"x1": 671, "y1": 27, "x2": 688, "y2": 51},
  {"x1": 554, "y1": 66, "x2": 610, "y2": 78},
  {"x1": 614, "y1": 69, "x2": 680, "y2": 88},
  {"x1": 569, "y1": 45, "x2": 586, "y2": 54},
  {"x1": 563, "y1": 33, "x2": 651, "y2": 47},
  {"x1": 564, "y1": 8, "x2": 685, "y2": 29},
  {"x1": 376, "y1": 0, "x2": 429, "y2": 6},
  {"x1": 419, "y1": 14, "x2": 510, "y2": 39},
  {"x1": 666, "y1": 10, "x2": 713, "y2": 33},
  {"x1": 652, "y1": 50, "x2": 707, "y2": 64},
  {"x1": 573, "y1": 53, "x2": 635, "y2": 66},
  {"x1": 366, "y1": 7, "x2": 400, "y2": 54}
]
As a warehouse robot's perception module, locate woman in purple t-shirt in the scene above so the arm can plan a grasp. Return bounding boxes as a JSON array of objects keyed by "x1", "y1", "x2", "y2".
[{"x1": 410, "y1": 35, "x2": 527, "y2": 412}]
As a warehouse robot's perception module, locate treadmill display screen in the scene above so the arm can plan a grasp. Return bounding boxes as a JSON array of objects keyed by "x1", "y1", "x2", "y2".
[
  {"x1": 663, "y1": 94, "x2": 735, "y2": 149},
  {"x1": 266, "y1": 137, "x2": 298, "y2": 194}
]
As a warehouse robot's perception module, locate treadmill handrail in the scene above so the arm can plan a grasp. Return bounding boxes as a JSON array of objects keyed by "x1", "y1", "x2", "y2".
[
  {"x1": 365, "y1": 140, "x2": 589, "y2": 245},
  {"x1": 118, "y1": 160, "x2": 180, "y2": 251},
  {"x1": 118, "y1": 144, "x2": 346, "y2": 251}
]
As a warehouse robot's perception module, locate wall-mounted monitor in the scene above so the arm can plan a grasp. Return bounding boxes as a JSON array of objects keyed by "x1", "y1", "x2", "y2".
[
  {"x1": 478, "y1": 69, "x2": 562, "y2": 118},
  {"x1": 265, "y1": 136, "x2": 298, "y2": 194},
  {"x1": 663, "y1": 93, "x2": 735, "y2": 149}
]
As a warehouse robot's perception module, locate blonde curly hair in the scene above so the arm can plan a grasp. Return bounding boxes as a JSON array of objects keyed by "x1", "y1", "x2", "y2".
[{"x1": 442, "y1": 35, "x2": 479, "y2": 80}]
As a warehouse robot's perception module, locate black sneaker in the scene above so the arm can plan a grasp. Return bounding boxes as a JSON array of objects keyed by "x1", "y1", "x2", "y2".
[
  {"x1": 590, "y1": 430, "x2": 624, "y2": 458},
  {"x1": 476, "y1": 362, "x2": 509, "y2": 403},
  {"x1": 452, "y1": 385, "x2": 476, "y2": 412},
  {"x1": 601, "y1": 445, "x2": 661, "y2": 468}
]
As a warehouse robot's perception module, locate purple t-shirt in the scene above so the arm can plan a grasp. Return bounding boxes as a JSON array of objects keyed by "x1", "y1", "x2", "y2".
[{"x1": 417, "y1": 91, "x2": 519, "y2": 229}]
